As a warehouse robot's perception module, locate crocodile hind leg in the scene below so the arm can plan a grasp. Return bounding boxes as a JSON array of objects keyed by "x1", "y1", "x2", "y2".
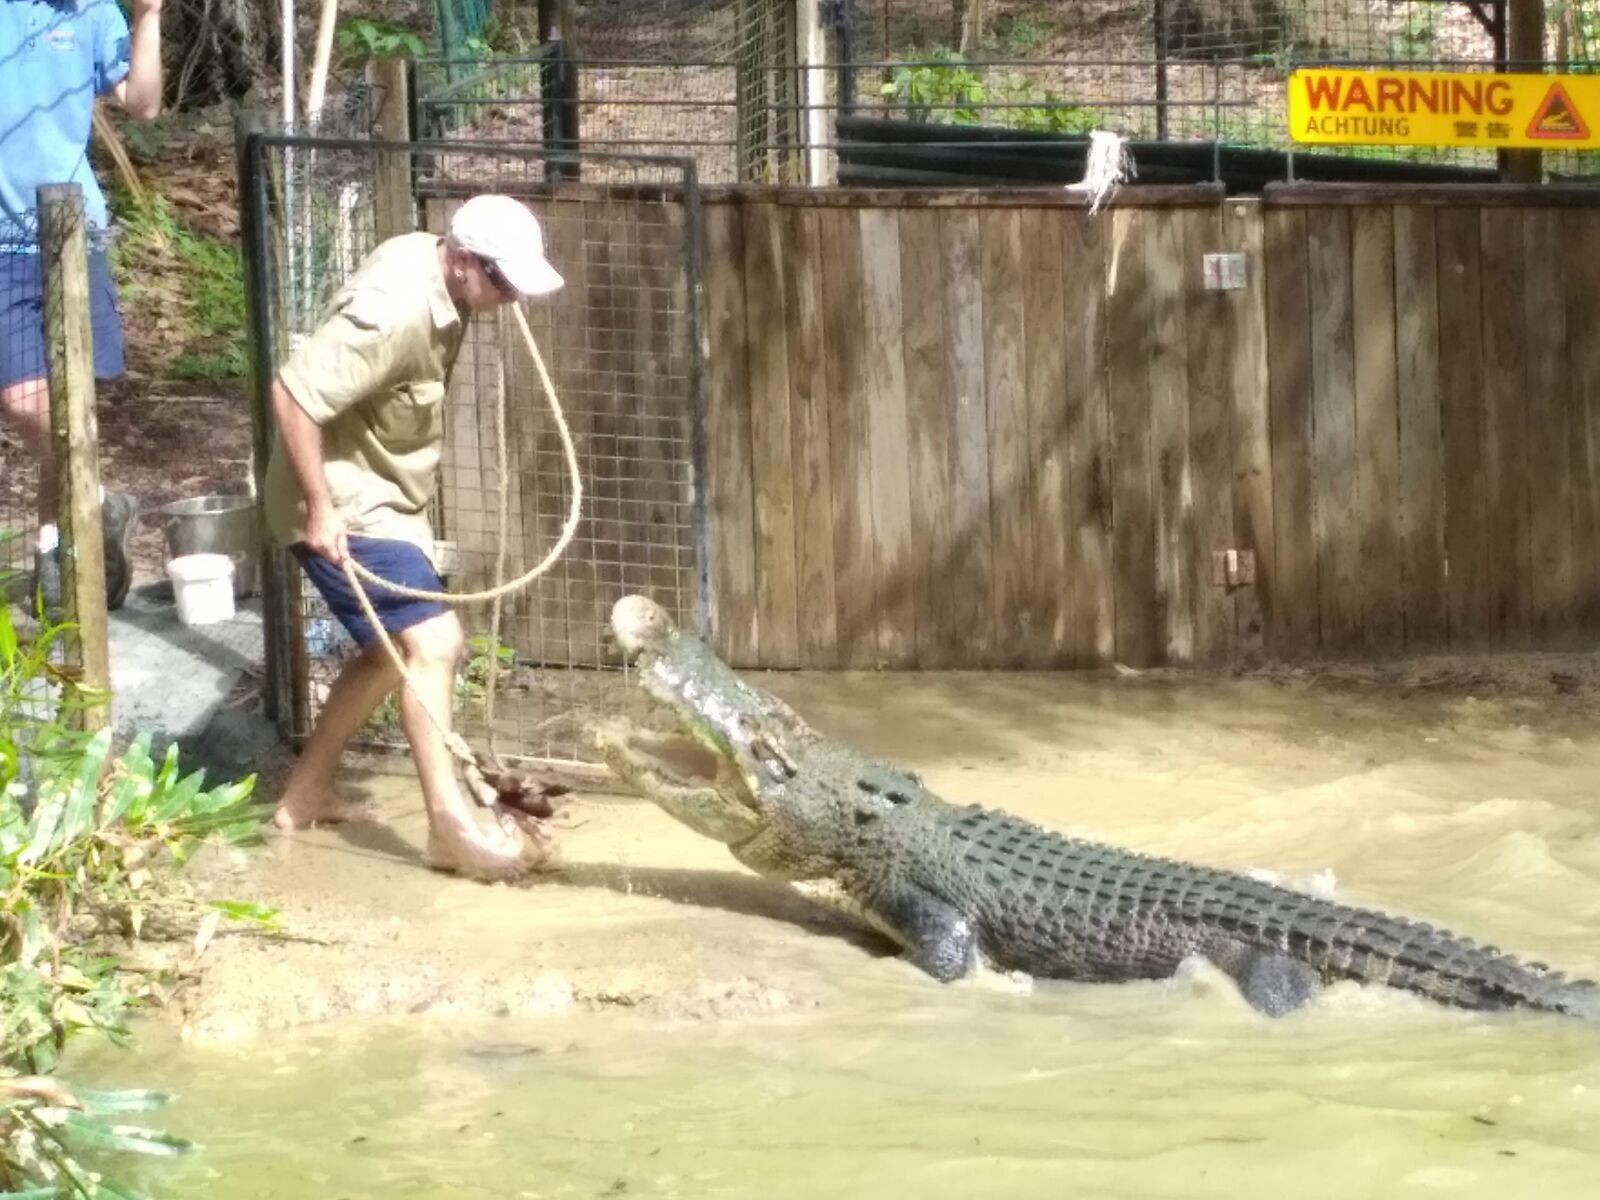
[{"x1": 1207, "y1": 941, "x2": 1324, "y2": 1017}]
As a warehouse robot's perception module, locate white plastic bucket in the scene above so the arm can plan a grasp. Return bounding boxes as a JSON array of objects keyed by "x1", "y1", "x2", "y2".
[{"x1": 167, "y1": 553, "x2": 236, "y2": 626}]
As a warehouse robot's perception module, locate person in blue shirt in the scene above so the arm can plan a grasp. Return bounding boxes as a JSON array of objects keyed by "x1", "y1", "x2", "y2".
[{"x1": 1, "y1": 0, "x2": 164, "y2": 611}]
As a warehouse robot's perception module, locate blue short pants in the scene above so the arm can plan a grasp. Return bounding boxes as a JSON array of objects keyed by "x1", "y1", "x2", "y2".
[
  {"x1": 292, "y1": 535, "x2": 451, "y2": 650},
  {"x1": 0, "y1": 249, "x2": 126, "y2": 388}
]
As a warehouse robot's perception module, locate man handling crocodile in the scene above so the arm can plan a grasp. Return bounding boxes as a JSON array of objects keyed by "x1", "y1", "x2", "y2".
[{"x1": 593, "y1": 594, "x2": 1599, "y2": 1020}]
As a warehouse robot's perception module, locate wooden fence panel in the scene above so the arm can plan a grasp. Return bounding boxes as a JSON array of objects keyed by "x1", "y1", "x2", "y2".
[
  {"x1": 1524, "y1": 209, "x2": 1573, "y2": 640},
  {"x1": 1393, "y1": 205, "x2": 1446, "y2": 647},
  {"x1": 1264, "y1": 208, "x2": 1317, "y2": 657},
  {"x1": 693, "y1": 192, "x2": 1600, "y2": 672},
  {"x1": 1106, "y1": 209, "x2": 1159, "y2": 668},
  {"x1": 1435, "y1": 208, "x2": 1491, "y2": 647},
  {"x1": 1568, "y1": 211, "x2": 1600, "y2": 632},
  {"x1": 702, "y1": 203, "x2": 758, "y2": 662},
  {"x1": 818, "y1": 206, "x2": 878, "y2": 668},
  {"x1": 1479, "y1": 208, "x2": 1532, "y2": 645},
  {"x1": 1181, "y1": 206, "x2": 1237, "y2": 666},
  {"x1": 1224, "y1": 203, "x2": 1273, "y2": 660},
  {"x1": 940, "y1": 209, "x2": 997, "y2": 667},
  {"x1": 1351, "y1": 206, "x2": 1403, "y2": 654},
  {"x1": 742, "y1": 200, "x2": 801, "y2": 668},
  {"x1": 1061, "y1": 212, "x2": 1116, "y2": 666},
  {"x1": 860, "y1": 209, "x2": 919, "y2": 667},
  {"x1": 1148, "y1": 214, "x2": 1194, "y2": 665},
  {"x1": 1307, "y1": 209, "x2": 1361, "y2": 652},
  {"x1": 1020, "y1": 208, "x2": 1071, "y2": 666},
  {"x1": 779, "y1": 204, "x2": 839, "y2": 668}
]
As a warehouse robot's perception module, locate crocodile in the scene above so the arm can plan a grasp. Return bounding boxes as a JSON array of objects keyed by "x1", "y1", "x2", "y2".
[{"x1": 592, "y1": 594, "x2": 1600, "y2": 1020}]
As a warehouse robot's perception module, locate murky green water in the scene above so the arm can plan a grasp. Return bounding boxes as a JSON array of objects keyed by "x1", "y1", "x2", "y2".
[
  {"x1": 62, "y1": 669, "x2": 1600, "y2": 1198},
  {"x1": 73, "y1": 978, "x2": 1600, "y2": 1200}
]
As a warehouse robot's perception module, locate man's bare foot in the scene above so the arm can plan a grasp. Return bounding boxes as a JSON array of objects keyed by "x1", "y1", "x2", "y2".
[
  {"x1": 424, "y1": 815, "x2": 540, "y2": 883},
  {"x1": 270, "y1": 792, "x2": 371, "y2": 831}
]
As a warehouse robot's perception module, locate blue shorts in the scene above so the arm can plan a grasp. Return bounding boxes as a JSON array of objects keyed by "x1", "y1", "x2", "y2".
[
  {"x1": 0, "y1": 249, "x2": 126, "y2": 388},
  {"x1": 292, "y1": 536, "x2": 451, "y2": 650}
]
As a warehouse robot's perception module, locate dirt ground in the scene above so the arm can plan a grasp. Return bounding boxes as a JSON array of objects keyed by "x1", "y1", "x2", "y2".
[{"x1": 149, "y1": 651, "x2": 1600, "y2": 1043}]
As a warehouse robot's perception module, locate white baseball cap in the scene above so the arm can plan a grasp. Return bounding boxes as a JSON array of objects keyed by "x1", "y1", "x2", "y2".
[{"x1": 449, "y1": 193, "x2": 565, "y2": 297}]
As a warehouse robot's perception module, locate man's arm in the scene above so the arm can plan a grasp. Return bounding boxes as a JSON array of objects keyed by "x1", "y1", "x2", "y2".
[
  {"x1": 111, "y1": 0, "x2": 163, "y2": 120},
  {"x1": 271, "y1": 378, "x2": 348, "y2": 563}
]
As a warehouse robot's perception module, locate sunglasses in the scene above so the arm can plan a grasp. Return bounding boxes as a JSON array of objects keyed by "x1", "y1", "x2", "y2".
[{"x1": 475, "y1": 254, "x2": 518, "y2": 298}]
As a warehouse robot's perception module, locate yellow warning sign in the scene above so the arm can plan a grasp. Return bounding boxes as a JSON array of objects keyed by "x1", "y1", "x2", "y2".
[{"x1": 1289, "y1": 68, "x2": 1600, "y2": 149}]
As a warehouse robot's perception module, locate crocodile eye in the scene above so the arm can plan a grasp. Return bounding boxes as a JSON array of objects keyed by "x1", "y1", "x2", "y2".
[
  {"x1": 855, "y1": 780, "x2": 880, "y2": 795},
  {"x1": 884, "y1": 791, "x2": 911, "y2": 806}
]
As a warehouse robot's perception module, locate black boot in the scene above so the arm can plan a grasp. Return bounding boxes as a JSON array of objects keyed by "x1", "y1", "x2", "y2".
[{"x1": 101, "y1": 492, "x2": 139, "y2": 611}]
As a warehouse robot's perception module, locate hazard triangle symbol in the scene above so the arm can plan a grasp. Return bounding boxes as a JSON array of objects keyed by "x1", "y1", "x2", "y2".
[{"x1": 1527, "y1": 83, "x2": 1590, "y2": 140}]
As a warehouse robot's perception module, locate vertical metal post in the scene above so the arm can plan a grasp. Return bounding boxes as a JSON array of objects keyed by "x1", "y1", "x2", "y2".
[
  {"x1": 800, "y1": 0, "x2": 831, "y2": 185},
  {"x1": 1154, "y1": 0, "x2": 1170, "y2": 142},
  {"x1": 1502, "y1": 0, "x2": 1544, "y2": 182},
  {"x1": 38, "y1": 184, "x2": 109, "y2": 732},
  {"x1": 539, "y1": 0, "x2": 581, "y2": 181}
]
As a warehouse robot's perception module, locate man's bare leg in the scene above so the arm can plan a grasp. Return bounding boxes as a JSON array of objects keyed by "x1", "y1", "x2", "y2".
[
  {"x1": 1, "y1": 379, "x2": 55, "y2": 523},
  {"x1": 271, "y1": 644, "x2": 400, "y2": 829},
  {"x1": 394, "y1": 611, "x2": 531, "y2": 881}
]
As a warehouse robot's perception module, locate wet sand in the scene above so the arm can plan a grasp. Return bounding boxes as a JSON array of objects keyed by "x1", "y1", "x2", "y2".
[{"x1": 171, "y1": 659, "x2": 1600, "y2": 1038}]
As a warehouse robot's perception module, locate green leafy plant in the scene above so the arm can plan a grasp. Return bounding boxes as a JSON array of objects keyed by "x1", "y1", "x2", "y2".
[
  {"x1": 1, "y1": 562, "x2": 277, "y2": 1196},
  {"x1": 879, "y1": 52, "x2": 988, "y2": 124},
  {"x1": 334, "y1": 18, "x2": 426, "y2": 67}
]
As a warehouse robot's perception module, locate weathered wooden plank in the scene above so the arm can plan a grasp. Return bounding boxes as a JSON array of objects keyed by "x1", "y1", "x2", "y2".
[
  {"x1": 859, "y1": 208, "x2": 918, "y2": 667},
  {"x1": 779, "y1": 203, "x2": 839, "y2": 667},
  {"x1": 1061, "y1": 210, "x2": 1115, "y2": 666},
  {"x1": 1106, "y1": 208, "x2": 1158, "y2": 668},
  {"x1": 1147, "y1": 211, "x2": 1193, "y2": 666},
  {"x1": 1523, "y1": 208, "x2": 1572, "y2": 642},
  {"x1": 701, "y1": 203, "x2": 759, "y2": 663},
  {"x1": 1479, "y1": 208, "x2": 1532, "y2": 645},
  {"x1": 1223, "y1": 201, "x2": 1273, "y2": 661},
  {"x1": 742, "y1": 200, "x2": 801, "y2": 668},
  {"x1": 1020, "y1": 207, "x2": 1071, "y2": 666},
  {"x1": 1179, "y1": 206, "x2": 1236, "y2": 666},
  {"x1": 981, "y1": 208, "x2": 1033, "y2": 666},
  {"x1": 1264, "y1": 208, "x2": 1317, "y2": 655},
  {"x1": 1434, "y1": 208, "x2": 1491, "y2": 647},
  {"x1": 939, "y1": 208, "x2": 996, "y2": 665},
  {"x1": 1392, "y1": 205, "x2": 1446, "y2": 648},
  {"x1": 898, "y1": 207, "x2": 957, "y2": 668},
  {"x1": 1567, "y1": 211, "x2": 1600, "y2": 632},
  {"x1": 1305, "y1": 208, "x2": 1361, "y2": 652},
  {"x1": 818, "y1": 205, "x2": 879, "y2": 667},
  {"x1": 1350, "y1": 206, "x2": 1403, "y2": 653}
]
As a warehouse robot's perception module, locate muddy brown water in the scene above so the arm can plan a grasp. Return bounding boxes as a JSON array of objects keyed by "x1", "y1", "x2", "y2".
[{"x1": 68, "y1": 666, "x2": 1600, "y2": 1198}]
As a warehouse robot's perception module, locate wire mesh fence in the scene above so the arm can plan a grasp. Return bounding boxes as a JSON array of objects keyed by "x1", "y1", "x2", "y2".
[
  {"x1": 241, "y1": 134, "x2": 706, "y2": 773},
  {"x1": 408, "y1": 0, "x2": 1600, "y2": 184}
]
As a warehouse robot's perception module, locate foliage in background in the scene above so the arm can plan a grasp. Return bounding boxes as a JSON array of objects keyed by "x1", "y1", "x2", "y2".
[
  {"x1": 1, "y1": 568, "x2": 276, "y2": 1197},
  {"x1": 335, "y1": 17, "x2": 428, "y2": 67},
  {"x1": 108, "y1": 188, "x2": 248, "y2": 384},
  {"x1": 878, "y1": 50, "x2": 1102, "y2": 135}
]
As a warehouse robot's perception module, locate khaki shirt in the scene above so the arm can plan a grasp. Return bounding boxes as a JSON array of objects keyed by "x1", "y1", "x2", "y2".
[{"x1": 263, "y1": 231, "x2": 465, "y2": 564}]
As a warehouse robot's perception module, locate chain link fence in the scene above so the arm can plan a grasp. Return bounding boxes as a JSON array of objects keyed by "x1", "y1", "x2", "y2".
[
  {"x1": 242, "y1": 134, "x2": 706, "y2": 773},
  {"x1": 411, "y1": 0, "x2": 1600, "y2": 183}
]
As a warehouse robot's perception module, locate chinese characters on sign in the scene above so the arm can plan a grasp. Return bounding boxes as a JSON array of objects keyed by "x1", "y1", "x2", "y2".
[{"x1": 1288, "y1": 68, "x2": 1599, "y2": 149}]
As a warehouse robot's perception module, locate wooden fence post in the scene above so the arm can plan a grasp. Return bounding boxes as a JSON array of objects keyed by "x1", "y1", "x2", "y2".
[
  {"x1": 1502, "y1": 0, "x2": 1545, "y2": 182},
  {"x1": 368, "y1": 55, "x2": 416, "y2": 240},
  {"x1": 38, "y1": 184, "x2": 109, "y2": 732}
]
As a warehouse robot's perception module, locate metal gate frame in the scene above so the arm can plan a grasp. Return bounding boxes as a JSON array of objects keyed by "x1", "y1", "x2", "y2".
[{"x1": 237, "y1": 132, "x2": 710, "y2": 778}]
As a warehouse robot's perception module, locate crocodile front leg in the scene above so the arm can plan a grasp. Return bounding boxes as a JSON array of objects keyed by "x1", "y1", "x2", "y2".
[{"x1": 865, "y1": 880, "x2": 979, "y2": 982}]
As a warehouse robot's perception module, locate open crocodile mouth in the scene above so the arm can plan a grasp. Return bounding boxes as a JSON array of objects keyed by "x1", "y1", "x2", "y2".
[{"x1": 598, "y1": 723, "x2": 743, "y2": 794}]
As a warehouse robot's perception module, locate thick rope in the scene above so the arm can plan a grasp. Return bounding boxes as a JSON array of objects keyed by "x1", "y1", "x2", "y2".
[{"x1": 336, "y1": 300, "x2": 580, "y2": 792}]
